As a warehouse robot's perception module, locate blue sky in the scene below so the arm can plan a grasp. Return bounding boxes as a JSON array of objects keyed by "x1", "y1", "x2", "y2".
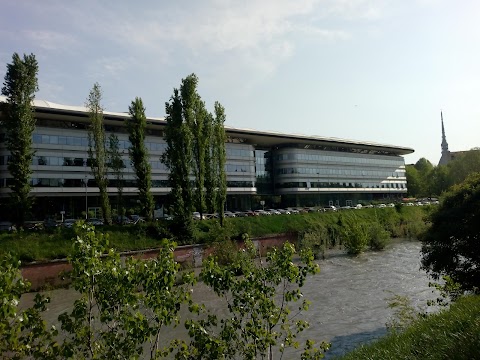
[{"x1": 1, "y1": 0, "x2": 479, "y2": 165}]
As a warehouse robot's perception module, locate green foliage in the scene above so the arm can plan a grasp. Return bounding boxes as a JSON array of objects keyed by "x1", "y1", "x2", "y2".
[
  {"x1": 298, "y1": 224, "x2": 329, "y2": 259},
  {"x1": 180, "y1": 240, "x2": 329, "y2": 359},
  {"x1": 0, "y1": 254, "x2": 59, "y2": 358},
  {"x1": 86, "y1": 83, "x2": 112, "y2": 225},
  {"x1": 367, "y1": 222, "x2": 390, "y2": 250},
  {"x1": 340, "y1": 215, "x2": 369, "y2": 255},
  {"x1": 163, "y1": 78, "x2": 195, "y2": 241},
  {"x1": 127, "y1": 97, "x2": 154, "y2": 221},
  {"x1": 338, "y1": 295, "x2": 480, "y2": 360},
  {"x1": 212, "y1": 102, "x2": 227, "y2": 225},
  {"x1": 1, "y1": 52, "x2": 39, "y2": 225},
  {"x1": 162, "y1": 74, "x2": 228, "y2": 238},
  {"x1": 58, "y1": 222, "x2": 195, "y2": 359},
  {"x1": 385, "y1": 293, "x2": 420, "y2": 332},
  {"x1": 421, "y1": 173, "x2": 480, "y2": 294}
]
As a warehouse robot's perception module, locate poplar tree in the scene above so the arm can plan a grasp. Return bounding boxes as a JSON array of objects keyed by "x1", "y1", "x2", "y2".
[
  {"x1": 127, "y1": 97, "x2": 154, "y2": 221},
  {"x1": 1, "y1": 53, "x2": 39, "y2": 225},
  {"x1": 108, "y1": 134, "x2": 125, "y2": 218},
  {"x1": 213, "y1": 102, "x2": 227, "y2": 225},
  {"x1": 181, "y1": 74, "x2": 209, "y2": 220},
  {"x1": 162, "y1": 86, "x2": 194, "y2": 241},
  {"x1": 86, "y1": 83, "x2": 112, "y2": 225}
]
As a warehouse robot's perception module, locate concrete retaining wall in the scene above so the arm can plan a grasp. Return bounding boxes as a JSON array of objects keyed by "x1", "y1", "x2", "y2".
[{"x1": 21, "y1": 233, "x2": 297, "y2": 290}]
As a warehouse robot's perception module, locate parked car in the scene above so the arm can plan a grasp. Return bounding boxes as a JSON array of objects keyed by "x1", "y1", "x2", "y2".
[
  {"x1": 376, "y1": 204, "x2": 386, "y2": 208},
  {"x1": 324, "y1": 206, "x2": 337, "y2": 212},
  {"x1": 115, "y1": 215, "x2": 132, "y2": 225},
  {"x1": 44, "y1": 219, "x2": 60, "y2": 228},
  {"x1": 63, "y1": 219, "x2": 77, "y2": 228},
  {"x1": 355, "y1": 204, "x2": 363, "y2": 209},
  {"x1": 0, "y1": 221, "x2": 14, "y2": 231},
  {"x1": 87, "y1": 218, "x2": 104, "y2": 226},
  {"x1": 387, "y1": 203, "x2": 395, "y2": 208},
  {"x1": 234, "y1": 211, "x2": 248, "y2": 217},
  {"x1": 224, "y1": 211, "x2": 236, "y2": 218},
  {"x1": 277, "y1": 209, "x2": 291, "y2": 215},
  {"x1": 267, "y1": 209, "x2": 281, "y2": 215}
]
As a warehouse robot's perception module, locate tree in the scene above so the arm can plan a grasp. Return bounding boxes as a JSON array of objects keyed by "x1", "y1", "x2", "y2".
[
  {"x1": 212, "y1": 102, "x2": 227, "y2": 225},
  {"x1": 107, "y1": 134, "x2": 125, "y2": 218},
  {"x1": 162, "y1": 74, "x2": 229, "y2": 239},
  {"x1": 127, "y1": 97, "x2": 154, "y2": 221},
  {"x1": 162, "y1": 85, "x2": 195, "y2": 241},
  {"x1": 0, "y1": 53, "x2": 39, "y2": 225},
  {"x1": 421, "y1": 173, "x2": 480, "y2": 294},
  {"x1": 179, "y1": 239, "x2": 328, "y2": 359},
  {"x1": 86, "y1": 83, "x2": 112, "y2": 225},
  {"x1": 182, "y1": 75, "x2": 209, "y2": 220}
]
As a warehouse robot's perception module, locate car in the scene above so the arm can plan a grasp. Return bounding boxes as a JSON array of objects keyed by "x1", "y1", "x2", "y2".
[
  {"x1": 245, "y1": 210, "x2": 259, "y2": 217},
  {"x1": 277, "y1": 209, "x2": 291, "y2": 215},
  {"x1": 363, "y1": 204, "x2": 374, "y2": 208},
  {"x1": 405, "y1": 202, "x2": 415, "y2": 206},
  {"x1": 115, "y1": 215, "x2": 132, "y2": 225},
  {"x1": 87, "y1": 218, "x2": 104, "y2": 226},
  {"x1": 355, "y1": 204, "x2": 363, "y2": 209},
  {"x1": 44, "y1": 219, "x2": 60, "y2": 228},
  {"x1": 286, "y1": 208, "x2": 300, "y2": 214},
  {"x1": 224, "y1": 211, "x2": 236, "y2": 218},
  {"x1": 234, "y1": 211, "x2": 248, "y2": 217},
  {"x1": 267, "y1": 209, "x2": 281, "y2": 215},
  {"x1": 254, "y1": 209, "x2": 270, "y2": 216},
  {"x1": 376, "y1": 204, "x2": 386, "y2": 208},
  {"x1": 387, "y1": 203, "x2": 395, "y2": 208},
  {"x1": 0, "y1": 221, "x2": 14, "y2": 231},
  {"x1": 324, "y1": 206, "x2": 337, "y2": 212},
  {"x1": 63, "y1": 219, "x2": 77, "y2": 228}
]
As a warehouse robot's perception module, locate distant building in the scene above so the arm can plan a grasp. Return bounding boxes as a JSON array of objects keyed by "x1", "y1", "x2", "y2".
[
  {"x1": 438, "y1": 112, "x2": 477, "y2": 165},
  {"x1": 0, "y1": 96, "x2": 414, "y2": 219}
]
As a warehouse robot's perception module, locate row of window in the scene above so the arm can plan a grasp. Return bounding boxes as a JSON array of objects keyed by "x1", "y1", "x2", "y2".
[
  {"x1": 0, "y1": 178, "x2": 255, "y2": 189},
  {"x1": 276, "y1": 167, "x2": 405, "y2": 178},
  {"x1": 32, "y1": 133, "x2": 168, "y2": 152},
  {"x1": 28, "y1": 156, "x2": 254, "y2": 173},
  {"x1": 276, "y1": 182, "x2": 406, "y2": 189},
  {"x1": 226, "y1": 148, "x2": 254, "y2": 158},
  {"x1": 275, "y1": 153, "x2": 404, "y2": 167}
]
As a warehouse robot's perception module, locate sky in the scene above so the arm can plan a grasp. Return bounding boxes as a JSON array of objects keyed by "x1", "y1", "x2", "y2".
[{"x1": 1, "y1": 0, "x2": 479, "y2": 165}]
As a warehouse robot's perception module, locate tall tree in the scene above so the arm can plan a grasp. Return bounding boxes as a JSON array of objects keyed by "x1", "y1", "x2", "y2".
[
  {"x1": 127, "y1": 97, "x2": 154, "y2": 221},
  {"x1": 181, "y1": 74, "x2": 209, "y2": 220},
  {"x1": 421, "y1": 173, "x2": 480, "y2": 295},
  {"x1": 107, "y1": 134, "x2": 125, "y2": 218},
  {"x1": 86, "y1": 83, "x2": 111, "y2": 225},
  {"x1": 162, "y1": 86, "x2": 195, "y2": 241},
  {"x1": 1, "y1": 53, "x2": 39, "y2": 225},
  {"x1": 213, "y1": 102, "x2": 227, "y2": 226}
]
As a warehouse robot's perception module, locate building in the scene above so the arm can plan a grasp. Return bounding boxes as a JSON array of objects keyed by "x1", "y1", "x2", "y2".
[
  {"x1": 0, "y1": 96, "x2": 413, "y2": 219},
  {"x1": 438, "y1": 112, "x2": 477, "y2": 165}
]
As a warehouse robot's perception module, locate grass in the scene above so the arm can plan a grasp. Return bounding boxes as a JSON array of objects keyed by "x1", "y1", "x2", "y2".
[
  {"x1": 336, "y1": 295, "x2": 480, "y2": 360},
  {"x1": 0, "y1": 207, "x2": 429, "y2": 262}
]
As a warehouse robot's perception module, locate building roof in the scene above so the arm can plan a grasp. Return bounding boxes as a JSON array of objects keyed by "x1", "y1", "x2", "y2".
[{"x1": 0, "y1": 95, "x2": 414, "y2": 155}]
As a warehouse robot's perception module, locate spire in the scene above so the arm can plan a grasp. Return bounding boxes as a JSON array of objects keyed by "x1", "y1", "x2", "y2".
[{"x1": 441, "y1": 111, "x2": 449, "y2": 153}]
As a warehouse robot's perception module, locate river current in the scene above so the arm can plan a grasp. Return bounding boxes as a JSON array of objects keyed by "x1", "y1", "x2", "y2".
[{"x1": 20, "y1": 239, "x2": 437, "y2": 359}]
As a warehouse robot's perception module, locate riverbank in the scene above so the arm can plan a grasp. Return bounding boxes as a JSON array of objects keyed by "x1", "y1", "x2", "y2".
[
  {"x1": 337, "y1": 295, "x2": 480, "y2": 360},
  {"x1": 1, "y1": 206, "x2": 430, "y2": 262}
]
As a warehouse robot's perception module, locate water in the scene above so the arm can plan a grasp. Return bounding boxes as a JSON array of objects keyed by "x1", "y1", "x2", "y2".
[{"x1": 20, "y1": 239, "x2": 436, "y2": 359}]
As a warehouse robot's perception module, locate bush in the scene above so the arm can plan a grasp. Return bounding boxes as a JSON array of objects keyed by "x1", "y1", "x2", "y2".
[{"x1": 368, "y1": 222, "x2": 390, "y2": 250}]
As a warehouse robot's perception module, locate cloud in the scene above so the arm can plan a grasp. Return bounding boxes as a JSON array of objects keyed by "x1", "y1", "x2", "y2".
[{"x1": 23, "y1": 30, "x2": 78, "y2": 51}]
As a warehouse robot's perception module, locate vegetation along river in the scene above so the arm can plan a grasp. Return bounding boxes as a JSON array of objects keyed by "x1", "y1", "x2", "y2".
[{"x1": 21, "y1": 239, "x2": 437, "y2": 359}]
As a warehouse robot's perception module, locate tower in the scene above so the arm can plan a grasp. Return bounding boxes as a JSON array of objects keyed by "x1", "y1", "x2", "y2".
[{"x1": 439, "y1": 111, "x2": 451, "y2": 165}]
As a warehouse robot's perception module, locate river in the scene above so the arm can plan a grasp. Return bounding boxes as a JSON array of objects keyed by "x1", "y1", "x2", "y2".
[{"x1": 20, "y1": 239, "x2": 437, "y2": 359}]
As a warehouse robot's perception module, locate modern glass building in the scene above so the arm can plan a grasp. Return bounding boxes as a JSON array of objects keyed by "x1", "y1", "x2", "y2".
[{"x1": 0, "y1": 97, "x2": 414, "y2": 218}]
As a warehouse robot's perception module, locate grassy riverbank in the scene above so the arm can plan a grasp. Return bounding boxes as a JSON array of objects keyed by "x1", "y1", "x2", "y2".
[
  {"x1": 337, "y1": 295, "x2": 480, "y2": 360},
  {"x1": 0, "y1": 206, "x2": 430, "y2": 262}
]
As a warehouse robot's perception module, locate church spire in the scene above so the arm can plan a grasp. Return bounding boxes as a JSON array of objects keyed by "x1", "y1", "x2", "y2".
[
  {"x1": 441, "y1": 111, "x2": 449, "y2": 153},
  {"x1": 439, "y1": 111, "x2": 451, "y2": 165}
]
